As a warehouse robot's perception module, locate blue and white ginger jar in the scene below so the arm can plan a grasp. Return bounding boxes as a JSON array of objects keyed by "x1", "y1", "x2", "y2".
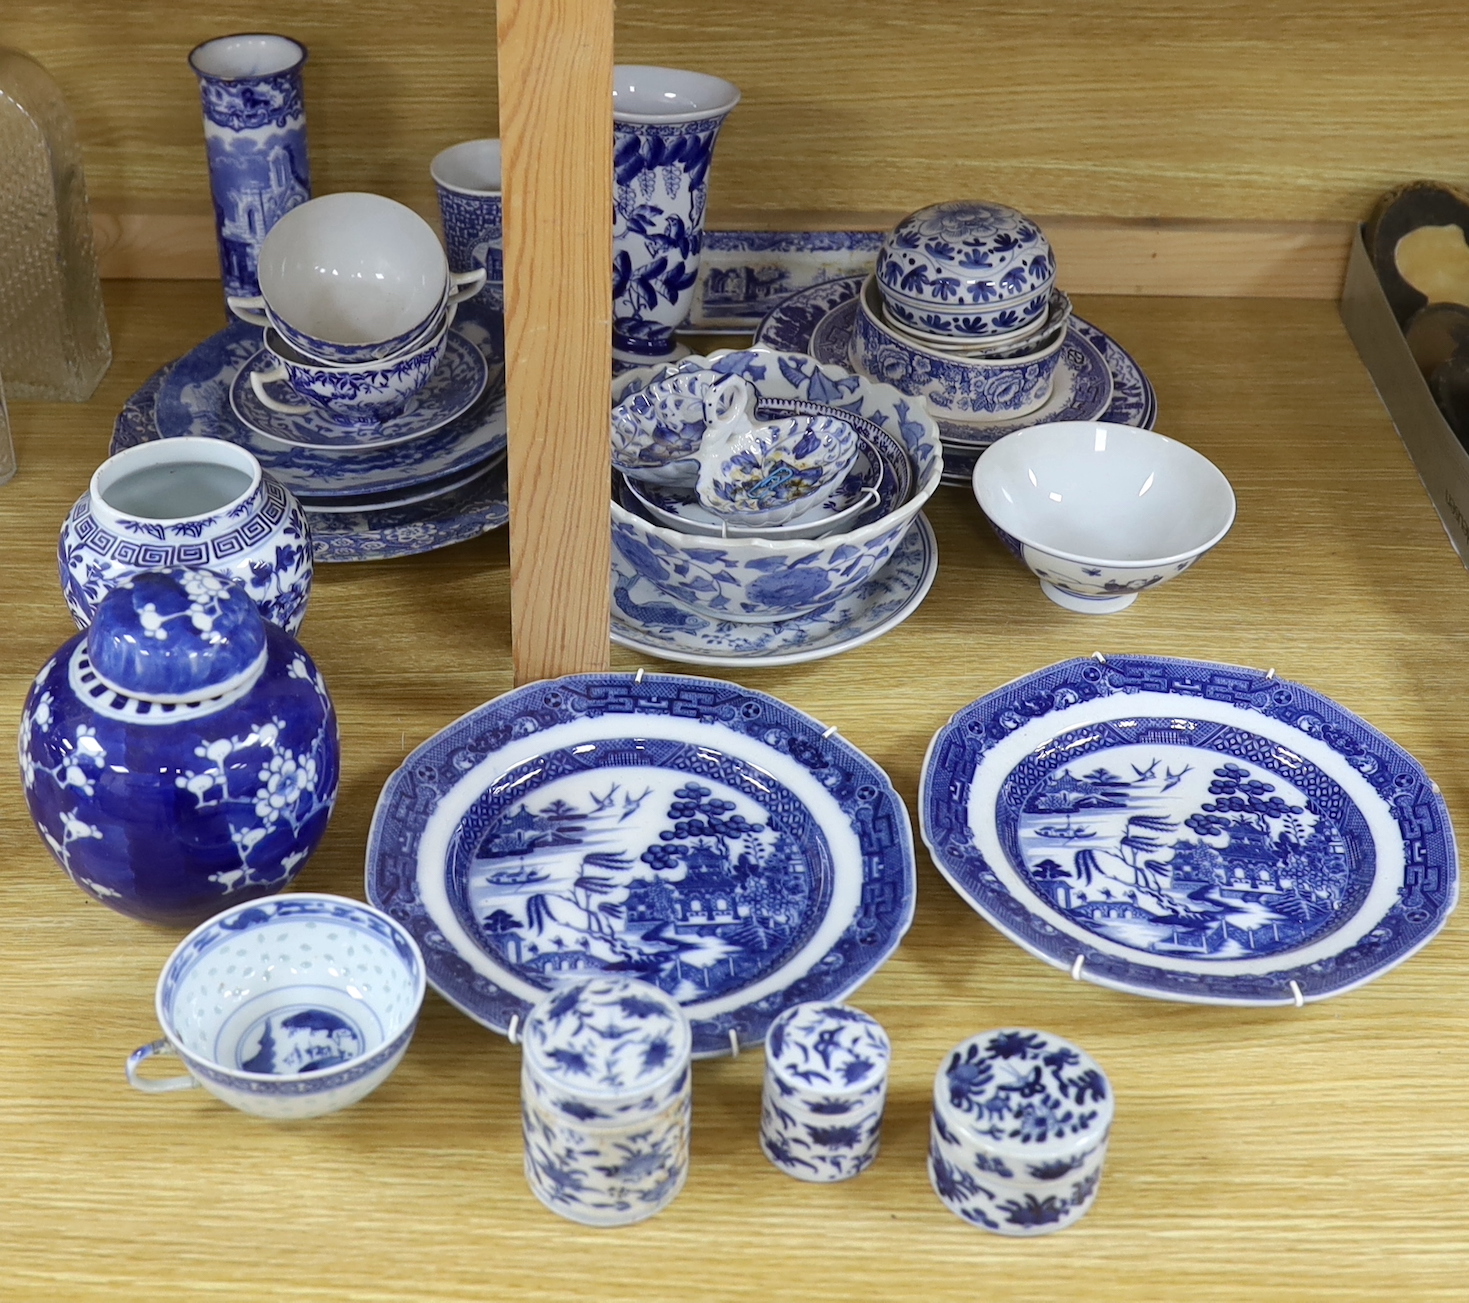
[{"x1": 20, "y1": 569, "x2": 339, "y2": 927}]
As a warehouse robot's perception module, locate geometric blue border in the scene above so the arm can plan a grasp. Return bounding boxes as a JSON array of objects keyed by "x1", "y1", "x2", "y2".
[
  {"x1": 919, "y1": 654, "x2": 1457, "y2": 1005},
  {"x1": 366, "y1": 671, "x2": 916, "y2": 1055}
]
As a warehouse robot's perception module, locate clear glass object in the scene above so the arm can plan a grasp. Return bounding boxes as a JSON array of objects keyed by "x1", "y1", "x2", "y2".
[
  {"x1": 0, "y1": 369, "x2": 16, "y2": 485},
  {"x1": 0, "y1": 47, "x2": 111, "y2": 401}
]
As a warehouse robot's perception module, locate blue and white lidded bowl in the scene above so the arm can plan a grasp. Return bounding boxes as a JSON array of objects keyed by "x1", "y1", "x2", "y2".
[
  {"x1": 520, "y1": 974, "x2": 694, "y2": 1226},
  {"x1": 928, "y1": 1028, "x2": 1113, "y2": 1236},
  {"x1": 760, "y1": 1002, "x2": 890, "y2": 1183},
  {"x1": 19, "y1": 569, "x2": 339, "y2": 927}
]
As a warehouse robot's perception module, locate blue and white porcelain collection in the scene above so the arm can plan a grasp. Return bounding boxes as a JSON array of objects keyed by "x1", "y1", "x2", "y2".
[{"x1": 20, "y1": 33, "x2": 1459, "y2": 1243}]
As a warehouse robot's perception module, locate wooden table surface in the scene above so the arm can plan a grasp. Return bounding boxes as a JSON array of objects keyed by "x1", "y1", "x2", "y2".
[{"x1": 2, "y1": 282, "x2": 1467, "y2": 1302}]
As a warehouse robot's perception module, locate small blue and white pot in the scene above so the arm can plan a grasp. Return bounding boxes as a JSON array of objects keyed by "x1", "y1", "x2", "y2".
[
  {"x1": 612, "y1": 65, "x2": 741, "y2": 364},
  {"x1": 876, "y1": 201, "x2": 1054, "y2": 340},
  {"x1": 521, "y1": 975, "x2": 693, "y2": 1226},
  {"x1": 252, "y1": 323, "x2": 447, "y2": 427},
  {"x1": 928, "y1": 1028, "x2": 1113, "y2": 1236},
  {"x1": 20, "y1": 569, "x2": 340, "y2": 927},
  {"x1": 432, "y1": 138, "x2": 503, "y2": 316},
  {"x1": 189, "y1": 34, "x2": 312, "y2": 304},
  {"x1": 127, "y1": 893, "x2": 424, "y2": 1120},
  {"x1": 760, "y1": 1003, "x2": 890, "y2": 1183},
  {"x1": 853, "y1": 275, "x2": 1063, "y2": 421},
  {"x1": 59, "y1": 437, "x2": 312, "y2": 634}
]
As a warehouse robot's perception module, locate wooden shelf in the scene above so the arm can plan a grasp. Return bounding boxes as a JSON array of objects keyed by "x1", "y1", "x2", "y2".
[{"x1": 1, "y1": 282, "x2": 1467, "y2": 1300}]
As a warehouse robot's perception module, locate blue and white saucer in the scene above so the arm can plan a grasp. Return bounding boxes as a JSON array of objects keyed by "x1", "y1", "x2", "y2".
[
  {"x1": 230, "y1": 330, "x2": 490, "y2": 450},
  {"x1": 756, "y1": 277, "x2": 1157, "y2": 484},
  {"x1": 148, "y1": 321, "x2": 506, "y2": 498},
  {"x1": 366, "y1": 672, "x2": 917, "y2": 1056},
  {"x1": 612, "y1": 512, "x2": 937, "y2": 667},
  {"x1": 920, "y1": 654, "x2": 1458, "y2": 1005},
  {"x1": 112, "y1": 361, "x2": 509, "y2": 563}
]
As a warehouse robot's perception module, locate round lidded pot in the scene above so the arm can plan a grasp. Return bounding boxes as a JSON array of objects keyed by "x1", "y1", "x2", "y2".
[
  {"x1": 928, "y1": 1027, "x2": 1114, "y2": 1235},
  {"x1": 59, "y1": 437, "x2": 313, "y2": 633},
  {"x1": 520, "y1": 974, "x2": 693, "y2": 1226},
  {"x1": 876, "y1": 201, "x2": 1055, "y2": 340},
  {"x1": 20, "y1": 569, "x2": 340, "y2": 927},
  {"x1": 760, "y1": 1001, "x2": 891, "y2": 1183}
]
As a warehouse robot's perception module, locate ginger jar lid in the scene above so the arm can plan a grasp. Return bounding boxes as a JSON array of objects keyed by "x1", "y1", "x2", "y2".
[
  {"x1": 85, "y1": 569, "x2": 268, "y2": 704},
  {"x1": 877, "y1": 201, "x2": 1054, "y2": 311},
  {"x1": 765, "y1": 1002, "x2": 890, "y2": 1098},
  {"x1": 933, "y1": 1027, "x2": 1113, "y2": 1158}
]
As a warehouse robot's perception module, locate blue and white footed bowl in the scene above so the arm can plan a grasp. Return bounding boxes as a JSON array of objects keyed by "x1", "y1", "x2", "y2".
[
  {"x1": 521, "y1": 975, "x2": 693, "y2": 1226},
  {"x1": 59, "y1": 437, "x2": 312, "y2": 634},
  {"x1": 21, "y1": 570, "x2": 339, "y2": 927},
  {"x1": 877, "y1": 201, "x2": 1054, "y2": 340},
  {"x1": 612, "y1": 369, "x2": 752, "y2": 486},
  {"x1": 128, "y1": 893, "x2": 424, "y2": 1120},
  {"x1": 929, "y1": 1028, "x2": 1113, "y2": 1236},
  {"x1": 611, "y1": 349, "x2": 941, "y2": 623},
  {"x1": 761, "y1": 1002, "x2": 890, "y2": 1183},
  {"x1": 853, "y1": 275, "x2": 1063, "y2": 421},
  {"x1": 695, "y1": 412, "x2": 860, "y2": 528},
  {"x1": 260, "y1": 324, "x2": 447, "y2": 428}
]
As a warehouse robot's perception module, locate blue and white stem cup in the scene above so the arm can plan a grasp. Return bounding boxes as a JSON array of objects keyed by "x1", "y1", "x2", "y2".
[
  {"x1": 520, "y1": 974, "x2": 693, "y2": 1227},
  {"x1": 759, "y1": 1002, "x2": 890, "y2": 1183},
  {"x1": 612, "y1": 65, "x2": 741, "y2": 365},
  {"x1": 928, "y1": 1028, "x2": 1114, "y2": 1236},
  {"x1": 188, "y1": 33, "x2": 312, "y2": 304},
  {"x1": 432, "y1": 139, "x2": 503, "y2": 316},
  {"x1": 125, "y1": 894, "x2": 425, "y2": 1121}
]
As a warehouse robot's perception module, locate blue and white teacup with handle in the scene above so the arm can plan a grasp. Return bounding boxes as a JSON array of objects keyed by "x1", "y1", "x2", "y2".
[
  {"x1": 126, "y1": 893, "x2": 425, "y2": 1120},
  {"x1": 432, "y1": 138, "x2": 503, "y2": 314}
]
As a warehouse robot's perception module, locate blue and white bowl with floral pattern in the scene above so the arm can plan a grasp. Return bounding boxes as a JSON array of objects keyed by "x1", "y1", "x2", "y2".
[
  {"x1": 877, "y1": 201, "x2": 1055, "y2": 340},
  {"x1": 695, "y1": 411, "x2": 860, "y2": 528},
  {"x1": 612, "y1": 370, "x2": 754, "y2": 486},
  {"x1": 611, "y1": 349, "x2": 942, "y2": 623}
]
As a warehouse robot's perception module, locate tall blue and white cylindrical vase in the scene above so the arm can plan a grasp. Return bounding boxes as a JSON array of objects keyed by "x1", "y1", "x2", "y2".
[
  {"x1": 612, "y1": 65, "x2": 740, "y2": 366},
  {"x1": 188, "y1": 34, "x2": 312, "y2": 304}
]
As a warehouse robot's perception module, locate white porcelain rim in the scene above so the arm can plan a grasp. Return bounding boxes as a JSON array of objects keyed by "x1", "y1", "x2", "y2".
[
  {"x1": 90, "y1": 436, "x2": 263, "y2": 530},
  {"x1": 613, "y1": 64, "x2": 741, "y2": 123}
]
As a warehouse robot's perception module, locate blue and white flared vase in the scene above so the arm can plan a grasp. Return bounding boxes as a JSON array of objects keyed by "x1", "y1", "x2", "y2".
[
  {"x1": 189, "y1": 34, "x2": 312, "y2": 304},
  {"x1": 612, "y1": 65, "x2": 740, "y2": 365}
]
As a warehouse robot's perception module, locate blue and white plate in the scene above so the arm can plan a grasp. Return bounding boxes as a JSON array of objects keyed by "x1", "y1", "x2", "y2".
[
  {"x1": 920, "y1": 655, "x2": 1457, "y2": 1005},
  {"x1": 148, "y1": 322, "x2": 507, "y2": 498},
  {"x1": 611, "y1": 512, "x2": 937, "y2": 668},
  {"x1": 298, "y1": 455, "x2": 501, "y2": 514},
  {"x1": 366, "y1": 672, "x2": 917, "y2": 1055},
  {"x1": 755, "y1": 276, "x2": 1156, "y2": 483},
  {"x1": 230, "y1": 331, "x2": 490, "y2": 450},
  {"x1": 112, "y1": 361, "x2": 509, "y2": 563}
]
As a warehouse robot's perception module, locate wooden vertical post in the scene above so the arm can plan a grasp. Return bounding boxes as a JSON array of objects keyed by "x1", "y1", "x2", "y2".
[{"x1": 497, "y1": 0, "x2": 614, "y2": 685}]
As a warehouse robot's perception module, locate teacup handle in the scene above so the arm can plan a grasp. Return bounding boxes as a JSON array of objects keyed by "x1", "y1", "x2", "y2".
[
  {"x1": 447, "y1": 268, "x2": 488, "y2": 306},
  {"x1": 226, "y1": 294, "x2": 271, "y2": 328},
  {"x1": 126, "y1": 1039, "x2": 198, "y2": 1094},
  {"x1": 250, "y1": 364, "x2": 313, "y2": 415}
]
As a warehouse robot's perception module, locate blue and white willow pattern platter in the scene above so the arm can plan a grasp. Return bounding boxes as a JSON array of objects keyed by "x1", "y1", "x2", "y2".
[
  {"x1": 755, "y1": 276, "x2": 1156, "y2": 482},
  {"x1": 610, "y1": 511, "x2": 937, "y2": 668},
  {"x1": 920, "y1": 655, "x2": 1458, "y2": 1005},
  {"x1": 112, "y1": 363, "x2": 509, "y2": 563},
  {"x1": 366, "y1": 672, "x2": 917, "y2": 1056},
  {"x1": 145, "y1": 322, "x2": 507, "y2": 498}
]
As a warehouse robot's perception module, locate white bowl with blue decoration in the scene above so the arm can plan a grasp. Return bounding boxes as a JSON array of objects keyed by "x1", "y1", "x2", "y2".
[
  {"x1": 611, "y1": 349, "x2": 941, "y2": 623},
  {"x1": 694, "y1": 410, "x2": 860, "y2": 528},
  {"x1": 876, "y1": 201, "x2": 1055, "y2": 340},
  {"x1": 853, "y1": 275, "x2": 1064, "y2": 422},
  {"x1": 126, "y1": 893, "x2": 425, "y2": 1120},
  {"x1": 611, "y1": 369, "x2": 754, "y2": 486},
  {"x1": 973, "y1": 421, "x2": 1235, "y2": 612},
  {"x1": 884, "y1": 287, "x2": 1072, "y2": 359}
]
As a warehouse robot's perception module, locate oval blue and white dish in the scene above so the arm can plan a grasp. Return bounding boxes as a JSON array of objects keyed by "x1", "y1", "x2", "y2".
[
  {"x1": 920, "y1": 655, "x2": 1457, "y2": 1005},
  {"x1": 366, "y1": 672, "x2": 916, "y2": 1055}
]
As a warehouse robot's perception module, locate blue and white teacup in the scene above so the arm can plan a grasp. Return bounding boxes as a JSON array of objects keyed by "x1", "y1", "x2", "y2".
[
  {"x1": 251, "y1": 323, "x2": 448, "y2": 427},
  {"x1": 432, "y1": 138, "x2": 503, "y2": 314},
  {"x1": 126, "y1": 894, "x2": 425, "y2": 1121}
]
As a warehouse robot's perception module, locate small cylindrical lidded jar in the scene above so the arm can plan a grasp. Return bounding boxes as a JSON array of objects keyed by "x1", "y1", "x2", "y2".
[
  {"x1": 928, "y1": 1028, "x2": 1113, "y2": 1235},
  {"x1": 760, "y1": 1002, "x2": 891, "y2": 1182},
  {"x1": 520, "y1": 975, "x2": 693, "y2": 1227}
]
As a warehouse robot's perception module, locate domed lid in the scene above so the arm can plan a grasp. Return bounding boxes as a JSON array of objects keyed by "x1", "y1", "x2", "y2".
[
  {"x1": 877, "y1": 201, "x2": 1054, "y2": 308},
  {"x1": 765, "y1": 1002, "x2": 890, "y2": 1098},
  {"x1": 933, "y1": 1028, "x2": 1114, "y2": 1158},
  {"x1": 85, "y1": 570, "x2": 268, "y2": 703}
]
